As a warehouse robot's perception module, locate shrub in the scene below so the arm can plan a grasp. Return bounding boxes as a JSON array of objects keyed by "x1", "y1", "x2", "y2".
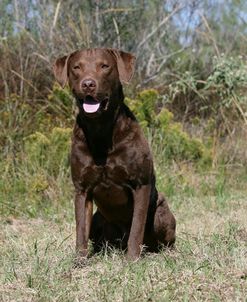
[
  {"x1": 167, "y1": 55, "x2": 247, "y2": 131},
  {"x1": 47, "y1": 83, "x2": 74, "y2": 121},
  {"x1": 126, "y1": 89, "x2": 211, "y2": 164},
  {"x1": 204, "y1": 55, "x2": 247, "y2": 123},
  {"x1": 24, "y1": 127, "x2": 72, "y2": 175},
  {"x1": 0, "y1": 86, "x2": 74, "y2": 158}
]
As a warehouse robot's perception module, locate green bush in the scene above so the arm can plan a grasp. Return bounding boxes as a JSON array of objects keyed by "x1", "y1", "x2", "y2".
[
  {"x1": 0, "y1": 86, "x2": 74, "y2": 157},
  {"x1": 0, "y1": 125, "x2": 73, "y2": 218},
  {"x1": 167, "y1": 55, "x2": 247, "y2": 129},
  {"x1": 204, "y1": 55, "x2": 247, "y2": 123},
  {"x1": 24, "y1": 127, "x2": 72, "y2": 175},
  {"x1": 48, "y1": 83, "x2": 73, "y2": 109},
  {"x1": 46, "y1": 83, "x2": 75, "y2": 125},
  {"x1": 126, "y1": 89, "x2": 159, "y2": 129},
  {"x1": 126, "y1": 89, "x2": 211, "y2": 164}
]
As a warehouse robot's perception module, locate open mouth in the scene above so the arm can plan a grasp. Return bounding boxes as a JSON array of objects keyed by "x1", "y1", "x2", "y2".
[{"x1": 82, "y1": 95, "x2": 109, "y2": 114}]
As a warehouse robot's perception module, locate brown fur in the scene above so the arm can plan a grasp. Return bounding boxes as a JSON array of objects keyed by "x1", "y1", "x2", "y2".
[{"x1": 53, "y1": 48, "x2": 176, "y2": 260}]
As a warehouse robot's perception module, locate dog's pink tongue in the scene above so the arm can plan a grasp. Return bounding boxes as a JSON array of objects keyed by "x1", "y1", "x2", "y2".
[{"x1": 83, "y1": 103, "x2": 100, "y2": 113}]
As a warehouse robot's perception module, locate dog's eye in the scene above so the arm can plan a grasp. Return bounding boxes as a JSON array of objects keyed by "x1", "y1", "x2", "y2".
[
  {"x1": 101, "y1": 64, "x2": 109, "y2": 69},
  {"x1": 73, "y1": 65, "x2": 80, "y2": 70}
]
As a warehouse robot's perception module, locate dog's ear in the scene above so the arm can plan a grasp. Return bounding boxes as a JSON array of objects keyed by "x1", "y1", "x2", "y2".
[
  {"x1": 110, "y1": 49, "x2": 136, "y2": 84},
  {"x1": 53, "y1": 55, "x2": 70, "y2": 88}
]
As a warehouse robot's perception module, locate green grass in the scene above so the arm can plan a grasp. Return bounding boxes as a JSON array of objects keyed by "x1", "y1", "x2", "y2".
[{"x1": 1, "y1": 193, "x2": 246, "y2": 301}]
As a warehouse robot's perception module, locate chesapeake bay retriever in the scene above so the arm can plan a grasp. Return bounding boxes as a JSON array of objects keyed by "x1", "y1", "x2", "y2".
[{"x1": 53, "y1": 48, "x2": 176, "y2": 260}]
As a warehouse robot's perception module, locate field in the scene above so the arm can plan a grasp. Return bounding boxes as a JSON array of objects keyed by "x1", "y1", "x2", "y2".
[{"x1": 1, "y1": 194, "x2": 247, "y2": 301}]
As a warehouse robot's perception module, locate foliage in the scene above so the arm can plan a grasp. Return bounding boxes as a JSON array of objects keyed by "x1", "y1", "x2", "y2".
[
  {"x1": 1, "y1": 0, "x2": 247, "y2": 99},
  {"x1": 204, "y1": 55, "x2": 247, "y2": 123},
  {"x1": 0, "y1": 127, "x2": 72, "y2": 218},
  {"x1": 0, "y1": 1, "x2": 246, "y2": 143},
  {"x1": 126, "y1": 89, "x2": 211, "y2": 163},
  {"x1": 48, "y1": 83, "x2": 75, "y2": 121},
  {"x1": 165, "y1": 54, "x2": 247, "y2": 134},
  {"x1": 0, "y1": 93, "x2": 73, "y2": 218},
  {"x1": 0, "y1": 84, "x2": 74, "y2": 160},
  {"x1": 24, "y1": 127, "x2": 72, "y2": 175}
]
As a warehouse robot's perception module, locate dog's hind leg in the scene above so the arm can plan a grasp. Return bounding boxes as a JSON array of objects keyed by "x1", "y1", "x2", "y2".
[
  {"x1": 90, "y1": 210, "x2": 128, "y2": 253},
  {"x1": 153, "y1": 193, "x2": 176, "y2": 248}
]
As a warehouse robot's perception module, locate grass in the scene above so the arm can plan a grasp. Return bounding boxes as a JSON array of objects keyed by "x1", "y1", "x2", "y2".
[{"x1": 1, "y1": 191, "x2": 246, "y2": 301}]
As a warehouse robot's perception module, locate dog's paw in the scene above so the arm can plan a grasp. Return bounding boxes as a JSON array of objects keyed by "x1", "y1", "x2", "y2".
[
  {"x1": 73, "y1": 254, "x2": 88, "y2": 268},
  {"x1": 73, "y1": 248, "x2": 90, "y2": 268}
]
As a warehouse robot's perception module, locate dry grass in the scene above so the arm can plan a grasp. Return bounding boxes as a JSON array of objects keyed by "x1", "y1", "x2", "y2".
[{"x1": 1, "y1": 195, "x2": 246, "y2": 302}]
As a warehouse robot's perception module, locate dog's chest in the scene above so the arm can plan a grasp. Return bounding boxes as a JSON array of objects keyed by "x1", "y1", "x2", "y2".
[
  {"x1": 78, "y1": 159, "x2": 133, "y2": 190},
  {"x1": 71, "y1": 121, "x2": 152, "y2": 193},
  {"x1": 79, "y1": 158, "x2": 144, "y2": 209},
  {"x1": 71, "y1": 145, "x2": 149, "y2": 193}
]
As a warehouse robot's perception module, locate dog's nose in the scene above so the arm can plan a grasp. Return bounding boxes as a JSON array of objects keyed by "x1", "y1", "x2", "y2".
[{"x1": 81, "y1": 79, "x2": 96, "y2": 91}]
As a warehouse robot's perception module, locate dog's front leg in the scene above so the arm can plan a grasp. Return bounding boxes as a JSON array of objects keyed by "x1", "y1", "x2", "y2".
[
  {"x1": 127, "y1": 184, "x2": 151, "y2": 260},
  {"x1": 74, "y1": 191, "x2": 93, "y2": 257}
]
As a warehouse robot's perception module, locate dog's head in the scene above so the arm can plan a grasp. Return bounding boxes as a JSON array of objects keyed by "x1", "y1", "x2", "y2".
[{"x1": 53, "y1": 48, "x2": 135, "y2": 117}]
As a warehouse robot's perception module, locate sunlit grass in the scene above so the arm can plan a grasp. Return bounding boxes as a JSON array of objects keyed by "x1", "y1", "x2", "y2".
[{"x1": 0, "y1": 194, "x2": 246, "y2": 301}]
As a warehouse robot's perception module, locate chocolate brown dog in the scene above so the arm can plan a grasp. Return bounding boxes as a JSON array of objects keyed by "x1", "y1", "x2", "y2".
[{"x1": 53, "y1": 48, "x2": 176, "y2": 260}]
